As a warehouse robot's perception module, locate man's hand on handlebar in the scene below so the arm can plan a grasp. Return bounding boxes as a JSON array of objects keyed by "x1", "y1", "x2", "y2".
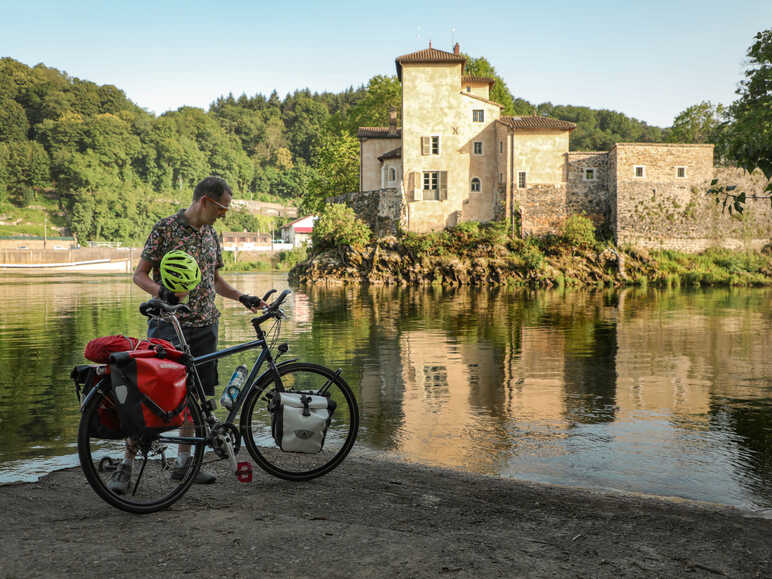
[
  {"x1": 158, "y1": 285, "x2": 187, "y2": 305},
  {"x1": 239, "y1": 294, "x2": 266, "y2": 312}
]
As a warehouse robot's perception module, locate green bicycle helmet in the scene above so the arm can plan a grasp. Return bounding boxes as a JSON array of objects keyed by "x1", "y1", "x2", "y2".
[{"x1": 159, "y1": 250, "x2": 201, "y2": 292}]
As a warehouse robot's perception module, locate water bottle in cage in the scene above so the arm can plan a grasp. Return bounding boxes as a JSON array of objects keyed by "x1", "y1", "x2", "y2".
[{"x1": 220, "y1": 365, "x2": 248, "y2": 409}]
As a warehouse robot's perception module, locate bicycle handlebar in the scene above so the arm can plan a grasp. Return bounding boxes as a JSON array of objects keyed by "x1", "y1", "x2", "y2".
[
  {"x1": 139, "y1": 299, "x2": 192, "y2": 318},
  {"x1": 139, "y1": 289, "x2": 292, "y2": 326},
  {"x1": 252, "y1": 289, "x2": 292, "y2": 327}
]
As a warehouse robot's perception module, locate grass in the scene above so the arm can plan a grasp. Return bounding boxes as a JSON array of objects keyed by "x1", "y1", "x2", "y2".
[{"x1": 0, "y1": 194, "x2": 68, "y2": 237}]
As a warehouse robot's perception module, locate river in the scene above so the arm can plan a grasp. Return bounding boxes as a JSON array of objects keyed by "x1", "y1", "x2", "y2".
[{"x1": 0, "y1": 273, "x2": 769, "y2": 512}]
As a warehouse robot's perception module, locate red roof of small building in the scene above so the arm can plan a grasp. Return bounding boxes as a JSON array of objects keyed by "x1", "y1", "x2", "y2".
[
  {"x1": 497, "y1": 116, "x2": 576, "y2": 131},
  {"x1": 293, "y1": 227, "x2": 313, "y2": 234},
  {"x1": 462, "y1": 75, "x2": 495, "y2": 86},
  {"x1": 357, "y1": 127, "x2": 403, "y2": 139},
  {"x1": 378, "y1": 146, "x2": 402, "y2": 161}
]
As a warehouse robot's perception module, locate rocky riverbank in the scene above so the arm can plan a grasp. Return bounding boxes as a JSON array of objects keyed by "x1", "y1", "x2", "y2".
[
  {"x1": 289, "y1": 235, "x2": 772, "y2": 289},
  {"x1": 1, "y1": 453, "x2": 770, "y2": 578}
]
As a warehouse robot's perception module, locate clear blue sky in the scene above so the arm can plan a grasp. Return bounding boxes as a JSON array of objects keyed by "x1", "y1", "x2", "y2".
[{"x1": 4, "y1": 0, "x2": 770, "y2": 127}]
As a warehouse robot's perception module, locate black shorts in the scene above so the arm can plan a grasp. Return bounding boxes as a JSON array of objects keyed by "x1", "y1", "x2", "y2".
[{"x1": 148, "y1": 320, "x2": 219, "y2": 396}]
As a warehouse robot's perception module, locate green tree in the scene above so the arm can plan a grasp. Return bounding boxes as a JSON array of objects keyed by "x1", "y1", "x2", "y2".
[
  {"x1": 312, "y1": 203, "x2": 371, "y2": 251},
  {"x1": 667, "y1": 101, "x2": 725, "y2": 144},
  {"x1": 344, "y1": 75, "x2": 401, "y2": 134},
  {"x1": 0, "y1": 140, "x2": 50, "y2": 199},
  {"x1": 0, "y1": 97, "x2": 29, "y2": 141},
  {"x1": 282, "y1": 91, "x2": 330, "y2": 163},
  {"x1": 305, "y1": 131, "x2": 359, "y2": 213},
  {"x1": 711, "y1": 29, "x2": 772, "y2": 212},
  {"x1": 722, "y1": 29, "x2": 772, "y2": 178},
  {"x1": 462, "y1": 55, "x2": 534, "y2": 116}
]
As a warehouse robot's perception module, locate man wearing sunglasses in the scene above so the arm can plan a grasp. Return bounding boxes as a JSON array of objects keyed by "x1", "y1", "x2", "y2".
[{"x1": 107, "y1": 176, "x2": 266, "y2": 494}]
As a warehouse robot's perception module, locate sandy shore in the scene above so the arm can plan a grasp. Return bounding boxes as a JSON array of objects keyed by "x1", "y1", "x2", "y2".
[{"x1": 1, "y1": 453, "x2": 770, "y2": 578}]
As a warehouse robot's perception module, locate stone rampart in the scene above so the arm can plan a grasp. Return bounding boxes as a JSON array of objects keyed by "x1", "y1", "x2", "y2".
[
  {"x1": 329, "y1": 188, "x2": 404, "y2": 237},
  {"x1": 615, "y1": 166, "x2": 771, "y2": 251},
  {"x1": 566, "y1": 152, "x2": 610, "y2": 227},
  {"x1": 520, "y1": 184, "x2": 566, "y2": 237}
]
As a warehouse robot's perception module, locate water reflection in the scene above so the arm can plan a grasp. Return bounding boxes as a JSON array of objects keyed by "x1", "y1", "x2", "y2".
[{"x1": 0, "y1": 275, "x2": 769, "y2": 511}]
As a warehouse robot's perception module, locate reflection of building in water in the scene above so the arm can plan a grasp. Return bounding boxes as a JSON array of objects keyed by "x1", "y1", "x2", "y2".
[{"x1": 396, "y1": 329, "x2": 507, "y2": 472}]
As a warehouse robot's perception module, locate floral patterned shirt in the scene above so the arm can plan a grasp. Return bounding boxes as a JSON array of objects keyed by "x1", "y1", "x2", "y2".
[{"x1": 141, "y1": 210, "x2": 224, "y2": 327}]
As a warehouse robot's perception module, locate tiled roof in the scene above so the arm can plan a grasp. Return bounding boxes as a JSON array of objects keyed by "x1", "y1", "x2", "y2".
[
  {"x1": 378, "y1": 146, "x2": 402, "y2": 161},
  {"x1": 462, "y1": 75, "x2": 495, "y2": 86},
  {"x1": 357, "y1": 127, "x2": 402, "y2": 139},
  {"x1": 498, "y1": 116, "x2": 576, "y2": 131},
  {"x1": 395, "y1": 47, "x2": 466, "y2": 79},
  {"x1": 460, "y1": 92, "x2": 504, "y2": 108}
]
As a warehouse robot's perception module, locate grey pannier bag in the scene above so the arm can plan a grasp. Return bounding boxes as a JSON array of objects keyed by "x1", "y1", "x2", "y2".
[{"x1": 270, "y1": 392, "x2": 336, "y2": 453}]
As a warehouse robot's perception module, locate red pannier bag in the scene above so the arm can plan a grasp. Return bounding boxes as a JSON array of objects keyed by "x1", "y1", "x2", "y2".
[
  {"x1": 108, "y1": 349, "x2": 189, "y2": 440},
  {"x1": 71, "y1": 365, "x2": 123, "y2": 440},
  {"x1": 84, "y1": 335, "x2": 179, "y2": 364}
]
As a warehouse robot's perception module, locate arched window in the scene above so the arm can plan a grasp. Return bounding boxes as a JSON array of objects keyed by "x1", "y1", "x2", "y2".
[{"x1": 471, "y1": 177, "x2": 481, "y2": 192}]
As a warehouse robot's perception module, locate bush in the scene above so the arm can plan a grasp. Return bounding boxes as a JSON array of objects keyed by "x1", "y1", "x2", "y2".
[
  {"x1": 561, "y1": 215, "x2": 596, "y2": 248},
  {"x1": 312, "y1": 204, "x2": 371, "y2": 251},
  {"x1": 520, "y1": 241, "x2": 544, "y2": 270},
  {"x1": 278, "y1": 246, "x2": 307, "y2": 269}
]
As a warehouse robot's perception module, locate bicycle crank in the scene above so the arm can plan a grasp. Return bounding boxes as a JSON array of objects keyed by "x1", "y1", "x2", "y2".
[{"x1": 211, "y1": 423, "x2": 242, "y2": 475}]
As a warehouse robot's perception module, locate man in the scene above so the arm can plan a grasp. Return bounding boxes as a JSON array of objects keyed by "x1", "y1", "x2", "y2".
[{"x1": 107, "y1": 175, "x2": 265, "y2": 494}]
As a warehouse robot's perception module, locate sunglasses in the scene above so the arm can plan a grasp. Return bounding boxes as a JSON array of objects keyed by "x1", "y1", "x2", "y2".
[{"x1": 205, "y1": 196, "x2": 230, "y2": 211}]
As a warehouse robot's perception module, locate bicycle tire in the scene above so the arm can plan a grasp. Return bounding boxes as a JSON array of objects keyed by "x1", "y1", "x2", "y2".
[
  {"x1": 78, "y1": 384, "x2": 205, "y2": 514},
  {"x1": 241, "y1": 362, "x2": 359, "y2": 481}
]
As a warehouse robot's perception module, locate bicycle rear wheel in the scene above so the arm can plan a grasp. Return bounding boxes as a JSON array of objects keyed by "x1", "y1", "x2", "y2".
[
  {"x1": 241, "y1": 362, "x2": 359, "y2": 481},
  {"x1": 78, "y1": 384, "x2": 205, "y2": 514}
]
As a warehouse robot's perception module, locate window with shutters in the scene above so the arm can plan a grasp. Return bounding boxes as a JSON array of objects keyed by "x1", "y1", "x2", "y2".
[
  {"x1": 634, "y1": 165, "x2": 646, "y2": 178},
  {"x1": 472, "y1": 110, "x2": 484, "y2": 122},
  {"x1": 423, "y1": 171, "x2": 439, "y2": 200},
  {"x1": 583, "y1": 168, "x2": 596, "y2": 181},
  {"x1": 676, "y1": 166, "x2": 686, "y2": 178},
  {"x1": 473, "y1": 141, "x2": 483, "y2": 155},
  {"x1": 422, "y1": 135, "x2": 440, "y2": 155},
  {"x1": 517, "y1": 171, "x2": 527, "y2": 189},
  {"x1": 471, "y1": 177, "x2": 481, "y2": 192},
  {"x1": 422, "y1": 171, "x2": 447, "y2": 200}
]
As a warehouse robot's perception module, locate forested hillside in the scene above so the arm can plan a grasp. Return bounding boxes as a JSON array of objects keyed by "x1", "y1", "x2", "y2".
[{"x1": 0, "y1": 55, "x2": 693, "y2": 244}]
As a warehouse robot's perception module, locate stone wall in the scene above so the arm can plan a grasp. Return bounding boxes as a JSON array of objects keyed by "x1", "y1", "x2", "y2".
[
  {"x1": 329, "y1": 188, "x2": 404, "y2": 237},
  {"x1": 566, "y1": 152, "x2": 610, "y2": 227},
  {"x1": 519, "y1": 184, "x2": 566, "y2": 237},
  {"x1": 615, "y1": 165, "x2": 771, "y2": 251}
]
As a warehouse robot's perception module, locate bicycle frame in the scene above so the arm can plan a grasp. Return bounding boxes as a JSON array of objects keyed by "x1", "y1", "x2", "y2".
[{"x1": 152, "y1": 310, "x2": 290, "y2": 447}]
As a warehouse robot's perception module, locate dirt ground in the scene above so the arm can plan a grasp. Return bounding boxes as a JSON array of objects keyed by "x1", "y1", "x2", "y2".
[{"x1": 0, "y1": 452, "x2": 770, "y2": 578}]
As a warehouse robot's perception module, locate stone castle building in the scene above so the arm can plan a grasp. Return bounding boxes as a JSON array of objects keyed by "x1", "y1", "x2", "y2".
[{"x1": 353, "y1": 44, "x2": 770, "y2": 251}]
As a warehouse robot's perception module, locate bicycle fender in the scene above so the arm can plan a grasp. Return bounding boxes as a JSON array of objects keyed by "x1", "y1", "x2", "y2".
[{"x1": 80, "y1": 378, "x2": 112, "y2": 412}]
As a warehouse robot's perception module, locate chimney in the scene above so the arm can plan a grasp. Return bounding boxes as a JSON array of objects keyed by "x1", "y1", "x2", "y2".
[
  {"x1": 429, "y1": 41, "x2": 432, "y2": 49},
  {"x1": 453, "y1": 42, "x2": 460, "y2": 55},
  {"x1": 388, "y1": 107, "x2": 398, "y2": 136}
]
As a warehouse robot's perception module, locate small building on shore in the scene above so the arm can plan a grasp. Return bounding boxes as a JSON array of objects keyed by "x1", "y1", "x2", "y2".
[
  {"x1": 354, "y1": 43, "x2": 771, "y2": 252},
  {"x1": 281, "y1": 216, "x2": 317, "y2": 248}
]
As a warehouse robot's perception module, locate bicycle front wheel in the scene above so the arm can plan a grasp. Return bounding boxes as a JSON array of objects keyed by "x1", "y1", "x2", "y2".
[
  {"x1": 241, "y1": 362, "x2": 359, "y2": 481},
  {"x1": 78, "y1": 386, "x2": 205, "y2": 514}
]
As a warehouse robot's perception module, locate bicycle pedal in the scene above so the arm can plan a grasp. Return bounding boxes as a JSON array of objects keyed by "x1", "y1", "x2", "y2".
[{"x1": 235, "y1": 461, "x2": 253, "y2": 483}]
